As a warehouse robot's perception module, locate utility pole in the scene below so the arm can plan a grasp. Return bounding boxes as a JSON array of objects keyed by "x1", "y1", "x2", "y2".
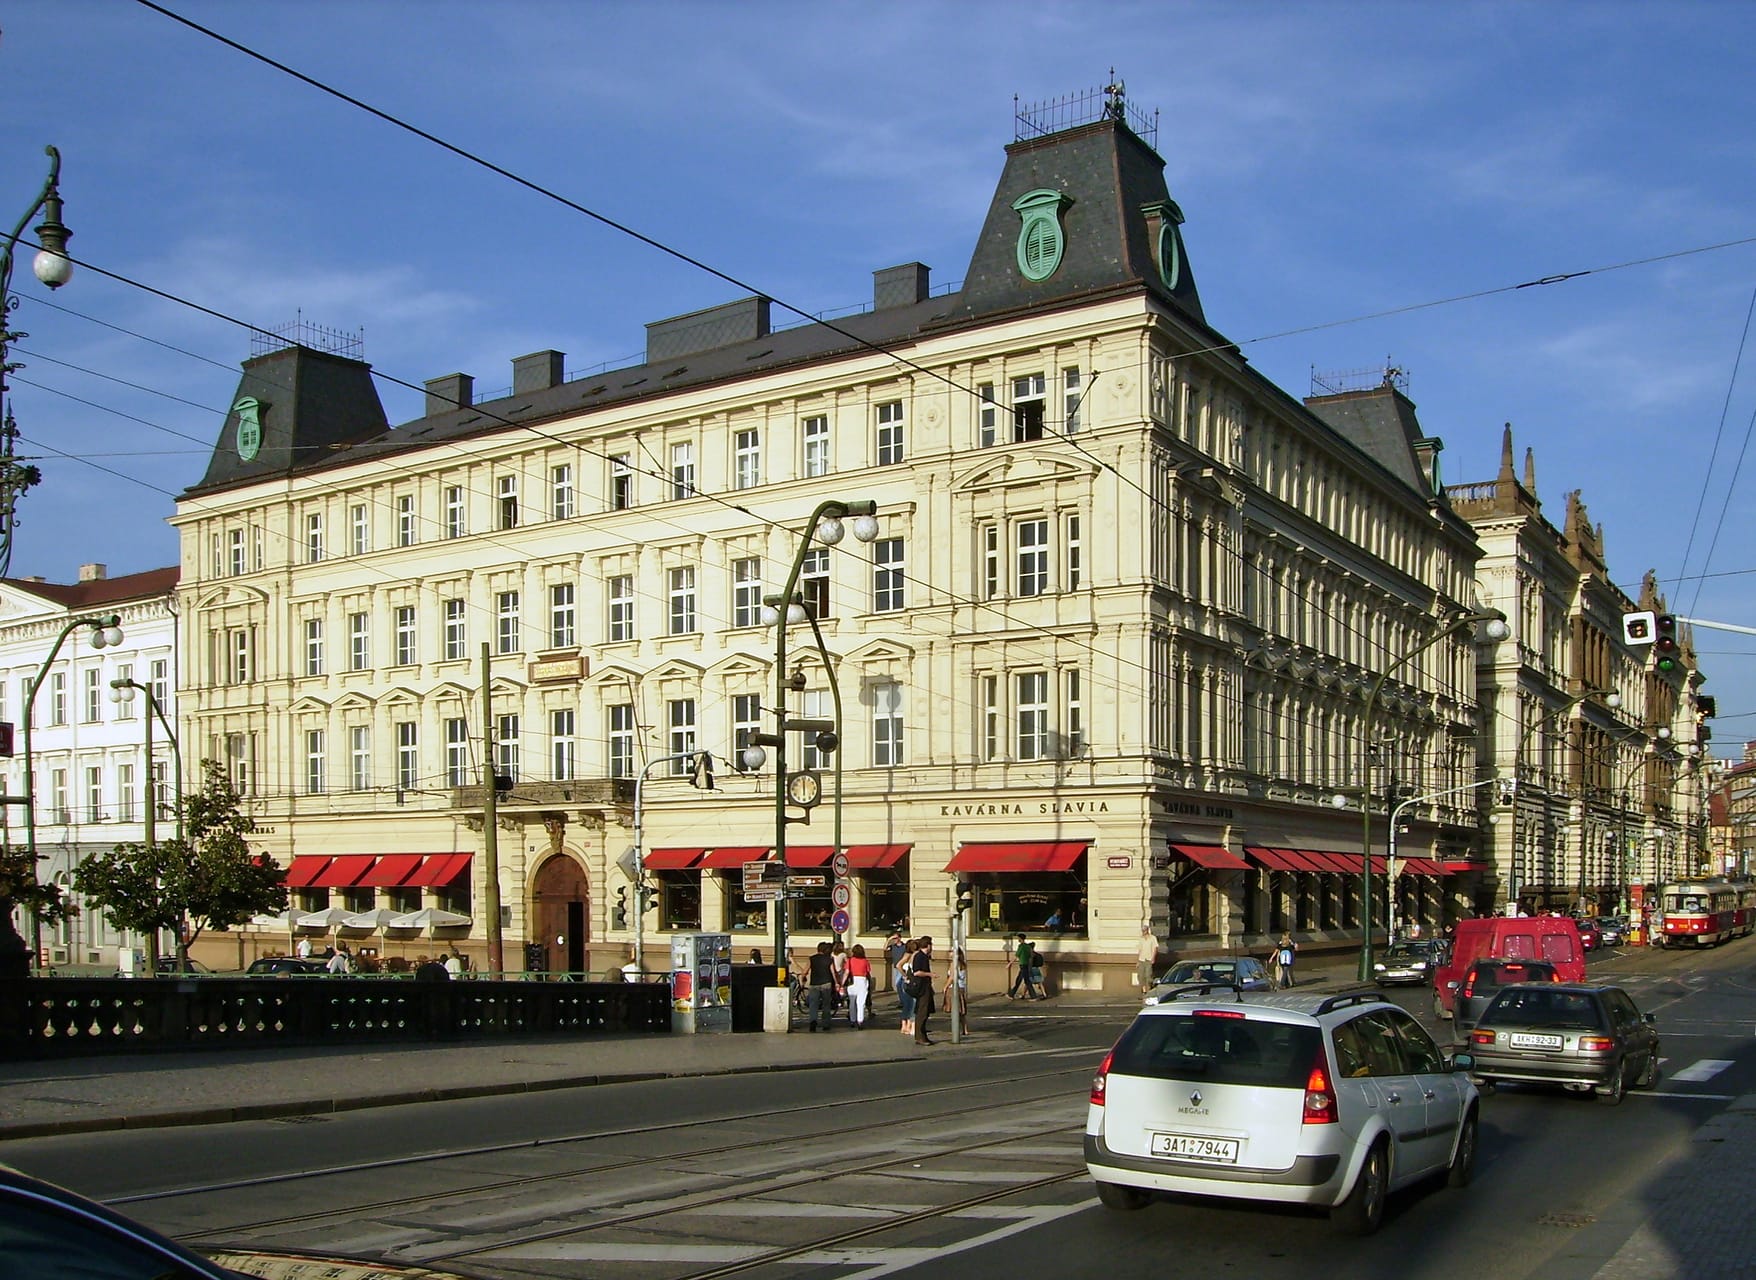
[{"x1": 480, "y1": 644, "x2": 503, "y2": 975}]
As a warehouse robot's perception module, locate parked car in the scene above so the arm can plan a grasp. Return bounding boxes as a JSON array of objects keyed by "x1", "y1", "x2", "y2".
[
  {"x1": 1573, "y1": 918, "x2": 1603, "y2": 951},
  {"x1": 1142, "y1": 957, "x2": 1273, "y2": 1004},
  {"x1": 1086, "y1": 989, "x2": 1478, "y2": 1234},
  {"x1": 1372, "y1": 941, "x2": 1444, "y2": 987},
  {"x1": 1459, "y1": 983, "x2": 1660, "y2": 1105},
  {"x1": 1433, "y1": 916, "x2": 1584, "y2": 1017},
  {"x1": 1452, "y1": 959, "x2": 1560, "y2": 1035},
  {"x1": 153, "y1": 956, "x2": 215, "y2": 976},
  {"x1": 245, "y1": 956, "x2": 328, "y2": 976}
]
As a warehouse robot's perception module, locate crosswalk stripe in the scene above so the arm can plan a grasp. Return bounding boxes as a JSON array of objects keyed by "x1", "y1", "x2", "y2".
[{"x1": 1669, "y1": 1058, "x2": 1735, "y2": 1082}]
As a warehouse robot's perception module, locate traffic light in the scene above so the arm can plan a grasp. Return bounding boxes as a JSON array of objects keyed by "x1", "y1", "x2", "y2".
[
  {"x1": 1622, "y1": 610, "x2": 1656, "y2": 645},
  {"x1": 1653, "y1": 614, "x2": 1679, "y2": 673},
  {"x1": 690, "y1": 751, "x2": 716, "y2": 790},
  {"x1": 954, "y1": 880, "x2": 974, "y2": 914},
  {"x1": 1697, "y1": 695, "x2": 1718, "y2": 718},
  {"x1": 493, "y1": 771, "x2": 514, "y2": 795},
  {"x1": 637, "y1": 883, "x2": 656, "y2": 914},
  {"x1": 612, "y1": 887, "x2": 628, "y2": 929}
]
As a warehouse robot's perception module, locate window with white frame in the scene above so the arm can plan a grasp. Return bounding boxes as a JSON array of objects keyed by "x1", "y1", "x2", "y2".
[
  {"x1": 733, "y1": 693, "x2": 761, "y2": 767},
  {"x1": 304, "y1": 619, "x2": 324, "y2": 676},
  {"x1": 874, "y1": 538, "x2": 905, "y2": 612},
  {"x1": 497, "y1": 475, "x2": 519, "y2": 530},
  {"x1": 230, "y1": 630, "x2": 252, "y2": 684},
  {"x1": 114, "y1": 664, "x2": 134, "y2": 717},
  {"x1": 154, "y1": 759, "x2": 173, "y2": 813},
  {"x1": 802, "y1": 414, "x2": 830, "y2": 477},
  {"x1": 982, "y1": 674, "x2": 999, "y2": 761},
  {"x1": 668, "y1": 699, "x2": 697, "y2": 774},
  {"x1": 607, "y1": 575, "x2": 634, "y2": 642},
  {"x1": 551, "y1": 463, "x2": 575, "y2": 519},
  {"x1": 668, "y1": 566, "x2": 696, "y2": 635},
  {"x1": 549, "y1": 583, "x2": 576, "y2": 648},
  {"x1": 1063, "y1": 367, "x2": 1083, "y2": 433},
  {"x1": 229, "y1": 528, "x2": 246, "y2": 576},
  {"x1": 496, "y1": 591, "x2": 520, "y2": 654},
  {"x1": 1017, "y1": 518, "x2": 1049, "y2": 596},
  {"x1": 873, "y1": 680, "x2": 903, "y2": 766},
  {"x1": 394, "y1": 606, "x2": 416, "y2": 666},
  {"x1": 210, "y1": 532, "x2": 223, "y2": 578},
  {"x1": 797, "y1": 690, "x2": 827, "y2": 771},
  {"x1": 876, "y1": 400, "x2": 905, "y2": 466},
  {"x1": 150, "y1": 659, "x2": 168, "y2": 708},
  {"x1": 445, "y1": 717, "x2": 470, "y2": 788},
  {"x1": 306, "y1": 512, "x2": 325, "y2": 563},
  {"x1": 443, "y1": 598, "x2": 467, "y2": 660},
  {"x1": 444, "y1": 485, "x2": 466, "y2": 539},
  {"x1": 396, "y1": 721, "x2": 418, "y2": 791},
  {"x1": 85, "y1": 766, "x2": 103, "y2": 822},
  {"x1": 83, "y1": 669, "x2": 101, "y2": 723},
  {"x1": 495, "y1": 714, "x2": 520, "y2": 783},
  {"x1": 305, "y1": 729, "x2": 326, "y2": 795},
  {"x1": 1065, "y1": 668, "x2": 1084, "y2": 756},
  {"x1": 253, "y1": 525, "x2": 264, "y2": 571},
  {"x1": 608, "y1": 703, "x2": 635, "y2": 778},
  {"x1": 978, "y1": 383, "x2": 998, "y2": 448},
  {"x1": 1017, "y1": 671, "x2": 1049, "y2": 760},
  {"x1": 982, "y1": 525, "x2": 1000, "y2": 600},
  {"x1": 50, "y1": 769, "x2": 68, "y2": 824},
  {"x1": 609, "y1": 453, "x2": 633, "y2": 510},
  {"x1": 801, "y1": 547, "x2": 829, "y2": 619},
  {"x1": 1012, "y1": 373, "x2": 1046, "y2": 441},
  {"x1": 117, "y1": 762, "x2": 135, "y2": 822},
  {"x1": 350, "y1": 503, "x2": 369, "y2": 555},
  {"x1": 670, "y1": 441, "x2": 695, "y2": 500},
  {"x1": 49, "y1": 672, "x2": 66, "y2": 725},
  {"x1": 349, "y1": 725, "x2": 370, "y2": 791},
  {"x1": 734, "y1": 428, "x2": 761, "y2": 490},
  {"x1": 732, "y1": 558, "x2": 762, "y2": 627},
  {"x1": 396, "y1": 495, "x2": 417, "y2": 547},
  {"x1": 349, "y1": 613, "x2": 369, "y2": 671},
  {"x1": 551, "y1": 708, "x2": 576, "y2": 781},
  {"x1": 1067, "y1": 513, "x2": 1082, "y2": 589}
]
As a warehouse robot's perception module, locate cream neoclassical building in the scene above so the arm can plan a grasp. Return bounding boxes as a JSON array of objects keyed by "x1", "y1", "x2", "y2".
[{"x1": 172, "y1": 95, "x2": 1498, "y2": 989}]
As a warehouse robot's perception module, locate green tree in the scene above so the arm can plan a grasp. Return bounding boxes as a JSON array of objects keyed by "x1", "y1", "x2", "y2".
[
  {"x1": 74, "y1": 759, "x2": 286, "y2": 971},
  {"x1": 0, "y1": 841, "x2": 70, "y2": 978}
]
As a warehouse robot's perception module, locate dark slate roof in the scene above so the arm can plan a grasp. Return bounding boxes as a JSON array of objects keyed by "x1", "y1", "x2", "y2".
[
  {"x1": 1302, "y1": 385, "x2": 1431, "y2": 493},
  {"x1": 2, "y1": 566, "x2": 179, "y2": 609}
]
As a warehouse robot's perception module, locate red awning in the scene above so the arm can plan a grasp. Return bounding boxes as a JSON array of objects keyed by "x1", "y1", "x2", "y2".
[
  {"x1": 699, "y1": 846, "x2": 773, "y2": 869},
  {"x1": 1400, "y1": 857, "x2": 1442, "y2": 877},
  {"x1": 784, "y1": 846, "x2": 835, "y2": 867},
  {"x1": 644, "y1": 848, "x2": 704, "y2": 870},
  {"x1": 1170, "y1": 843, "x2": 1250, "y2": 871},
  {"x1": 1442, "y1": 860, "x2": 1480, "y2": 875},
  {"x1": 1245, "y1": 846, "x2": 1299, "y2": 871},
  {"x1": 405, "y1": 853, "x2": 472, "y2": 887},
  {"x1": 359, "y1": 854, "x2": 425, "y2": 887},
  {"x1": 1275, "y1": 848, "x2": 1328, "y2": 873},
  {"x1": 845, "y1": 843, "x2": 911, "y2": 869},
  {"x1": 284, "y1": 856, "x2": 332, "y2": 888},
  {"x1": 944, "y1": 841, "x2": 1089, "y2": 873},
  {"x1": 311, "y1": 854, "x2": 376, "y2": 888},
  {"x1": 1301, "y1": 852, "x2": 1351, "y2": 873},
  {"x1": 1317, "y1": 852, "x2": 1386, "y2": 875}
]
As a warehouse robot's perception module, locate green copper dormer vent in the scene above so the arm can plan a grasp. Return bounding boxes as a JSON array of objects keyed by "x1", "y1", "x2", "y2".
[
  {"x1": 231, "y1": 396, "x2": 265, "y2": 462},
  {"x1": 1013, "y1": 188, "x2": 1074, "y2": 282}
]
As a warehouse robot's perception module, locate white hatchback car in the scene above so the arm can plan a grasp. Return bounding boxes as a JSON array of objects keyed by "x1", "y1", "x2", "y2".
[{"x1": 1085, "y1": 989, "x2": 1478, "y2": 1234}]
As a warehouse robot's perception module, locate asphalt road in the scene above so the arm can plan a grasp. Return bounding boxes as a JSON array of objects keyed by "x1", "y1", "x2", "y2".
[{"x1": 8, "y1": 938, "x2": 1754, "y2": 1280}]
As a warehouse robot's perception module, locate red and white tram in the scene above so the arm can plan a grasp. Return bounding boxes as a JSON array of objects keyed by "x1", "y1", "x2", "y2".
[{"x1": 1656, "y1": 878, "x2": 1756, "y2": 947}]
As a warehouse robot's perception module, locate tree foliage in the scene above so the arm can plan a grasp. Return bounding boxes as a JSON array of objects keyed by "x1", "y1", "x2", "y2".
[{"x1": 73, "y1": 759, "x2": 286, "y2": 965}]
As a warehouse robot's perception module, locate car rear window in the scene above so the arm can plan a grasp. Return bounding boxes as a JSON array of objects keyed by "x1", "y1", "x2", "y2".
[
  {"x1": 1540, "y1": 934, "x2": 1576, "y2": 963},
  {"x1": 1481, "y1": 988, "x2": 1606, "y2": 1030},
  {"x1": 1110, "y1": 1013, "x2": 1320, "y2": 1088},
  {"x1": 1472, "y1": 963, "x2": 1554, "y2": 989}
]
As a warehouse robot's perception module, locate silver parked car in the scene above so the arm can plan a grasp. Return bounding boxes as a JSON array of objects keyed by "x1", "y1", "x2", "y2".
[
  {"x1": 1459, "y1": 983, "x2": 1659, "y2": 1105},
  {"x1": 1142, "y1": 956, "x2": 1273, "y2": 1004}
]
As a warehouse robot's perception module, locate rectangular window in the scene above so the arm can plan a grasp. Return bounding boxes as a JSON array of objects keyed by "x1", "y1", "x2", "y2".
[
  {"x1": 876, "y1": 400, "x2": 905, "y2": 466},
  {"x1": 551, "y1": 708, "x2": 576, "y2": 781},
  {"x1": 210, "y1": 532, "x2": 223, "y2": 579},
  {"x1": 496, "y1": 591, "x2": 520, "y2": 655},
  {"x1": 150, "y1": 659, "x2": 168, "y2": 709},
  {"x1": 117, "y1": 762, "x2": 135, "y2": 822},
  {"x1": 350, "y1": 503, "x2": 369, "y2": 555},
  {"x1": 874, "y1": 538, "x2": 905, "y2": 612},
  {"x1": 495, "y1": 714, "x2": 520, "y2": 784},
  {"x1": 670, "y1": 441, "x2": 695, "y2": 500},
  {"x1": 734, "y1": 429, "x2": 761, "y2": 490},
  {"x1": 83, "y1": 669, "x2": 101, "y2": 723},
  {"x1": 801, "y1": 547, "x2": 829, "y2": 619},
  {"x1": 51, "y1": 769, "x2": 68, "y2": 824},
  {"x1": 443, "y1": 598, "x2": 467, "y2": 660},
  {"x1": 802, "y1": 414, "x2": 830, "y2": 478},
  {"x1": 607, "y1": 575, "x2": 634, "y2": 643},
  {"x1": 978, "y1": 383, "x2": 998, "y2": 448},
  {"x1": 228, "y1": 529, "x2": 245, "y2": 576},
  {"x1": 304, "y1": 619, "x2": 324, "y2": 677},
  {"x1": 1065, "y1": 668, "x2": 1084, "y2": 756},
  {"x1": 305, "y1": 729, "x2": 326, "y2": 795},
  {"x1": 608, "y1": 703, "x2": 635, "y2": 779},
  {"x1": 549, "y1": 583, "x2": 576, "y2": 648},
  {"x1": 609, "y1": 453, "x2": 633, "y2": 510},
  {"x1": 733, "y1": 693, "x2": 761, "y2": 767},
  {"x1": 668, "y1": 699, "x2": 697, "y2": 774},
  {"x1": 113, "y1": 665, "x2": 135, "y2": 719},
  {"x1": 873, "y1": 680, "x2": 903, "y2": 766},
  {"x1": 983, "y1": 675, "x2": 999, "y2": 761},
  {"x1": 497, "y1": 474, "x2": 519, "y2": 530},
  {"x1": 1012, "y1": 373, "x2": 1046, "y2": 441},
  {"x1": 397, "y1": 495, "x2": 417, "y2": 547},
  {"x1": 230, "y1": 631, "x2": 251, "y2": 684},
  {"x1": 306, "y1": 512, "x2": 325, "y2": 563},
  {"x1": 797, "y1": 690, "x2": 827, "y2": 771},
  {"x1": 668, "y1": 566, "x2": 696, "y2": 635},
  {"x1": 153, "y1": 759, "x2": 172, "y2": 814},
  {"x1": 982, "y1": 525, "x2": 1000, "y2": 601},
  {"x1": 85, "y1": 766, "x2": 103, "y2": 822},
  {"x1": 1017, "y1": 518, "x2": 1049, "y2": 597},
  {"x1": 732, "y1": 558, "x2": 762, "y2": 628},
  {"x1": 349, "y1": 725, "x2": 371, "y2": 792},
  {"x1": 1017, "y1": 671, "x2": 1049, "y2": 760},
  {"x1": 1067, "y1": 514, "x2": 1082, "y2": 590},
  {"x1": 224, "y1": 733, "x2": 250, "y2": 795},
  {"x1": 396, "y1": 721, "x2": 418, "y2": 792},
  {"x1": 394, "y1": 606, "x2": 416, "y2": 666},
  {"x1": 349, "y1": 613, "x2": 369, "y2": 671},
  {"x1": 445, "y1": 717, "x2": 470, "y2": 788},
  {"x1": 551, "y1": 463, "x2": 575, "y2": 519},
  {"x1": 49, "y1": 672, "x2": 66, "y2": 726},
  {"x1": 1063, "y1": 367, "x2": 1082, "y2": 434},
  {"x1": 444, "y1": 485, "x2": 466, "y2": 539}
]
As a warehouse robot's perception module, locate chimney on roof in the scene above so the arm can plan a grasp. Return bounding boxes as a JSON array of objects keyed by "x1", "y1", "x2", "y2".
[
  {"x1": 513, "y1": 350, "x2": 566, "y2": 394},
  {"x1": 78, "y1": 563, "x2": 107, "y2": 582},
  {"x1": 873, "y1": 263, "x2": 930, "y2": 310},
  {"x1": 424, "y1": 373, "x2": 474, "y2": 417}
]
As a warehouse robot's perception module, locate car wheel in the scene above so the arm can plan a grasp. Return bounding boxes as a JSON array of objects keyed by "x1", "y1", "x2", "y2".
[
  {"x1": 1331, "y1": 1139, "x2": 1389, "y2": 1236},
  {"x1": 1598, "y1": 1059, "x2": 1626, "y2": 1106},
  {"x1": 1095, "y1": 1181, "x2": 1151, "y2": 1211},
  {"x1": 1446, "y1": 1111, "x2": 1478, "y2": 1188},
  {"x1": 1636, "y1": 1046, "x2": 1660, "y2": 1089}
]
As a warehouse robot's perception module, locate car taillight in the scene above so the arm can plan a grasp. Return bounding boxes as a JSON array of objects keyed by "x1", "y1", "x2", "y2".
[
  {"x1": 1578, "y1": 1036, "x2": 1615, "y2": 1052},
  {"x1": 1194, "y1": 1009, "x2": 1246, "y2": 1019},
  {"x1": 1302, "y1": 1056, "x2": 1338, "y2": 1125},
  {"x1": 1470, "y1": 1030, "x2": 1495, "y2": 1045},
  {"x1": 1090, "y1": 1049, "x2": 1114, "y2": 1106},
  {"x1": 1461, "y1": 976, "x2": 1475, "y2": 998}
]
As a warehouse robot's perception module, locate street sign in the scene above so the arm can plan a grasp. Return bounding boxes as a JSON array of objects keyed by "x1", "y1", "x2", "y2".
[
  {"x1": 742, "y1": 886, "x2": 781, "y2": 901},
  {"x1": 831, "y1": 883, "x2": 851, "y2": 908},
  {"x1": 787, "y1": 874, "x2": 827, "y2": 889},
  {"x1": 830, "y1": 908, "x2": 851, "y2": 934},
  {"x1": 831, "y1": 852, "x2": 850, "y2": 878}
]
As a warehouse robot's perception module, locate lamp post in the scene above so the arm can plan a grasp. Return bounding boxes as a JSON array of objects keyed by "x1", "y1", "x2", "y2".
[
  {"x1": 629, "y1": 751, "x2": 701, "y2": 974},
  {"x1": 745, "y1": 498, "x2": 878, "y2": 993},
  {"x1": 1358, "y1": 607, "x2": 1507, "y2": 981},
  {"x1": 1, "y1": 145, "x2": 75, "y2": 579},
  {"x1": 108, "y1": 676, "x2": 182, "y2": 970},
  {"x1": 1386, "y1": 777, "x2": 1496, "y2": 942}
]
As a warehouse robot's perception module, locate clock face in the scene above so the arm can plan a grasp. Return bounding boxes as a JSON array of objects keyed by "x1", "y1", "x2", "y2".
[{"x1": 786, "y1": 770, "x2": 822, "y2": 808}]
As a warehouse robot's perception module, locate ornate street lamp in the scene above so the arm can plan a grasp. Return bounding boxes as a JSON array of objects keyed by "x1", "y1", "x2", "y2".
[{"x1": 109, "y1": 676, "x2": 183, "y2": 971}]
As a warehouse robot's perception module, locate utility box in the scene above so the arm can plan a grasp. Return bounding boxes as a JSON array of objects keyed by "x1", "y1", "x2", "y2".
[{"x1": 670, "y1": 932, "x2": 732, "y2": 1033}]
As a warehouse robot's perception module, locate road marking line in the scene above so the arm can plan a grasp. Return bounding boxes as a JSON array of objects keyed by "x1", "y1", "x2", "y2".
[{"x1": 1669, "y1": 1059, "x2": 1735, "y2": 1082}]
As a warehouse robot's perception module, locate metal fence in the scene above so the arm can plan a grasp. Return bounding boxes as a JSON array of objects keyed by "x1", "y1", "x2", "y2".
[{"x1": 0, "y1": 977, "x2": 669, "y2": 1060}]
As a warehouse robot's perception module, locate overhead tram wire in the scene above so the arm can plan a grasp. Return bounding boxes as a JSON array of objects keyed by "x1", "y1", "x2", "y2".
[{"x1": 1676, "y1": 282, "x2": 1756, "y2": 616}]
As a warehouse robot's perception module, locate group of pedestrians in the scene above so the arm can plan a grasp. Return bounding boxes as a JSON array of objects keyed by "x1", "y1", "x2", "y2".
[
  {"x1": 802, "y1": 939, "x2": 878, "y2": 1031},
  {"x1": 794, "y1": 932, "x2": 972, "y2": 1044}
]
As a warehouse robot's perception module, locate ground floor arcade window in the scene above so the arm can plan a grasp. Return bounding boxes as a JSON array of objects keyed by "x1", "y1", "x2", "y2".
[
  {"x1": 962, "y1": 870, "x2": 1088, "y2": 938},
  {"x1": 656, "y1": 870, "x2": 701, "y2": 931},
  {"x1": 862, "y1": 868, "x2": 909, "y2": 934},
  {"x1": 1168, "y1": 872, "x2": 1210, "y2": 936}
]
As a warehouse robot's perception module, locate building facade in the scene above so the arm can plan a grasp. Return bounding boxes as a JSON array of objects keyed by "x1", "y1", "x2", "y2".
[{"x1": 172, "y1": 95, "x2": 1497, "y2": 988}]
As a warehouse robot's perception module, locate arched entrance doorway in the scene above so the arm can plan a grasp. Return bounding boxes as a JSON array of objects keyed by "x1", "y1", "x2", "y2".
[{"x1": 531, "y1": 854, "x2": 590, "y2": 977}]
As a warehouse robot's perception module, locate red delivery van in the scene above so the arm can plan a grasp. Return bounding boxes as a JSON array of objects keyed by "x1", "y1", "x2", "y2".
[{"x1": 1432, "y1": 915, "x2": 1584, "y2": 1017}]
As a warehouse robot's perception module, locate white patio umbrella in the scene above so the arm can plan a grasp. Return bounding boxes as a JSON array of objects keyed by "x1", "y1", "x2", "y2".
[
  {"x1": 386, "y1": 907, "x2": 472, "y2": 932},
  {"x1": 339, "y1": 908, "x2": 404, "y2": 931},
  {"x1": 294, "y1": 907, "x2": 357, "y2": 931}
]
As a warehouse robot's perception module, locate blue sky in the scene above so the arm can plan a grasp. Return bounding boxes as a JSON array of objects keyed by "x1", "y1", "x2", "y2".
[{"x1": 4, "y1": 1, "x2": 1755, "y2": 739}]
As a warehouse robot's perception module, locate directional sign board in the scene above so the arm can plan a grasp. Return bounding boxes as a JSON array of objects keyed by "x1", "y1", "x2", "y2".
[{"x1": 787, "y1": 874, "x2": 827, "y2": 889}]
